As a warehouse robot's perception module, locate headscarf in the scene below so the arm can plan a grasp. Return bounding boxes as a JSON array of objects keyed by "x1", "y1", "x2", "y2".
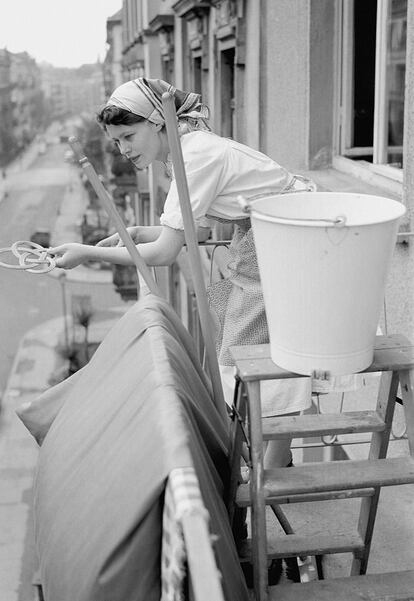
[{"x1": 107, "y1": 77, "x2": 210, "y2": 130}]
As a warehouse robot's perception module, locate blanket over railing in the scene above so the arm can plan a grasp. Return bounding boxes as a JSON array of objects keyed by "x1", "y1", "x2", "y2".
[{"x1": 17, "y1": 294, "x2": 249, "y2": 601}]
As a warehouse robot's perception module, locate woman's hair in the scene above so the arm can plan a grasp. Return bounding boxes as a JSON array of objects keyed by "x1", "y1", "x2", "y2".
[
  {"x1": 96, "y1": 105, "x2": 145, "y2": 129},
  {"x1": 96, "y1": 103, "x2": 206, "y2": 137}
]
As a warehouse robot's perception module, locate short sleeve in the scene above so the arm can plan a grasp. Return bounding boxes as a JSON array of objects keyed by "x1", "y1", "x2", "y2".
[{"x1": 160, "y1": 133, "x2": 226, "y2": 230}]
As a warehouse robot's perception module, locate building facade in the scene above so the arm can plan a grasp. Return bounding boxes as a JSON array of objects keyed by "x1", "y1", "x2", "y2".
[
  {"x1": 0, "y1": 49, "x2": 45, "y2": 164},
  {"x1": 0, "y1": 49, "x2": 14, "y2": 166},
  {"x1": 104, "y1": 0, "x2": 413, "y2": 342},
  {"x1": 40, "y1": 63, "x2": 105, "y2": 121},
  {"x1": 104, "y1": 9, "x2": 124, "y2": 97},
  {"x1": 9, "y1": 52, "x2": 44, "y2": 151}
]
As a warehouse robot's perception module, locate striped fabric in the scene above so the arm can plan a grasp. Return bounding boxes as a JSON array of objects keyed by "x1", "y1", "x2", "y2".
[
  {"x1": 108, "y1": 77, "x2": 210, "y2": 130},
  {"x1": 161, "y1": 467, "x2": 210, "y2": 601}
]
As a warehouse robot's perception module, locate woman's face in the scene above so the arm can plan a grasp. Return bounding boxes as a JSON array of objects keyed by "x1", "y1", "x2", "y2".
[{"x1": 106, "y1": 121, "x2": 168, "y2": 170}]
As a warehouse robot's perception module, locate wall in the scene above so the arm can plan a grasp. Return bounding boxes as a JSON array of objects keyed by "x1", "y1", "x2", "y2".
[
  {"x1": 308, "y1": 0, "x2": 335, "y2": 169},
  {"x1": 243, "y1": 0, "x2": 260, "y2": 150},
  {"x1": 403, "y1": 0, "x2": 414, "y2": 229},
  {"x1": 174, "y1": 16, "x2": 184, "y2": 88},
  {"x1": 262, "y1": 0, "x2": 310, "y2": 171}
]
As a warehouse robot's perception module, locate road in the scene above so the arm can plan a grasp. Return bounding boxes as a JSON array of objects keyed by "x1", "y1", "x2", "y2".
[{"x1": 0, "y1": 139, "x2": 123, "y2": 393}]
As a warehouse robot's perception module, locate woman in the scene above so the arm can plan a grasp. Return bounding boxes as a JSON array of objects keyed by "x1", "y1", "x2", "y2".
[{"x1": 50, "y1": 77, "x2": 313, "y2": 468}]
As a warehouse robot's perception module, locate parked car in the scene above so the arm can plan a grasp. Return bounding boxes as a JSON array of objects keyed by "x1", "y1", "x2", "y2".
[{"x1": 30, "y1": 230, "x2": 50, "y2": 247}]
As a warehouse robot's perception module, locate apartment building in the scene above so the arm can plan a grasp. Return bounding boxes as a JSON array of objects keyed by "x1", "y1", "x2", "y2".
[
  {"x1": 105, "y1": 0, "x2": 413, "y2": 343},
  {"x1": 104, "y1": 9, "x2": 124, "y2": 97},
  {"x1": 0, "y1": 49, "x2": 13, "y2": 166},
  {"x1": 0, "y1": 49, "x2": 44, "y2": 163}
]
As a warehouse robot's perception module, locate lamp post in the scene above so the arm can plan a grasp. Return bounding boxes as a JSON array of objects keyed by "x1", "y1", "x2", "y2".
[{"x1": 58, "y1": 271, "x2": 70, "y2": 351}]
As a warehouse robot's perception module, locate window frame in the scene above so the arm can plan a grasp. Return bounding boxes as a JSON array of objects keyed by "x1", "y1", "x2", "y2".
[{"x1": 334, "y1": 0, "x2": 406, "y2": 186}]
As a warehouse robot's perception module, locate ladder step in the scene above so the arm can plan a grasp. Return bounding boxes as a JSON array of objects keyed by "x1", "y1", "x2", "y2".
[
  {"x1": 263, "y1": 457, "x2": 414, "y2": 498},
  {"x1": 262, "y1": 410, "x2": 385, "y2": 440},
  {"x1": 237, "y1": 457, "x2": 414, "y2": 503},
  {"x1": 239, "y1": 532, "x2": 364, "y2": 560},
  {"x1": 236, "y1": 486, "x2": 375, "y2": 506},
  {"x1": 269, "y1": 569, "x2": 414, "y2": 601},
  {"x1": 230, "y1": 334, "x2": 414, "y2": 380}
]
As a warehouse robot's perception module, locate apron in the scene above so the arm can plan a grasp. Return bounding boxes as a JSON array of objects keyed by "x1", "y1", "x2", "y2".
[
  {"x1": 207, "y1": 175, "x2": 315, "y2": 415},
  {"x1": 207, "y1": 220, "x2": 267, "y2": 365}
]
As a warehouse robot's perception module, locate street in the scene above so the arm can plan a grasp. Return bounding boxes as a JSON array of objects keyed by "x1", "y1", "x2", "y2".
[
  {"x1": 0, "y1": 135, "x2": 127, "y2": 601},
  {"x1": 0, "y1": 138, "x2": 122, "y2": 393}
]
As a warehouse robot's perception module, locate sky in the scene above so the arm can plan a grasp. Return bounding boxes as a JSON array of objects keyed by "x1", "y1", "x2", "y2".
[{"x1": 1, "y1": 1, "x2": 122, "y2": 68}]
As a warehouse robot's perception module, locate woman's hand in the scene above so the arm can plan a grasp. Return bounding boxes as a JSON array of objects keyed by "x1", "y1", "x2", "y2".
[
  {"x1": 96, "y1": 226, "x2": 140, "y2": 247},
  {"x1": 48, "y1": 243, "x2": 91, "y2": 269},
  {"x1": 49, "y1": 226, "x2": 185, "y2": 269}
]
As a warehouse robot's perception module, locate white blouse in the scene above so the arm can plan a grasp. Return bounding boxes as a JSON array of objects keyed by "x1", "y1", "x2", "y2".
[{"x1": 160, "y1": 130, "x2": 293, "y2": 230}]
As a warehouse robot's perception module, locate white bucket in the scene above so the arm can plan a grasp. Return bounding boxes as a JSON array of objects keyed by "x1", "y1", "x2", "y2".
[{"x1": 249, "y1": 192, "x2": 405, "y2": 376}]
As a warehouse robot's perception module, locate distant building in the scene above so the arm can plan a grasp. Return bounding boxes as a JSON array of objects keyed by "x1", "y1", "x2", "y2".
[
  {"x1": 9, "y1": 51, "x2": 44, "y2": 150},
  {"x1": 74, "y1": 63, "x2": 106, "y2": 115},
  {"x1": 0, "y1": 49, "x2": 14, "y2": 165},
  {"x1": 0, "y1": 49, "x2": 45, "y2": 165},
  {"x1": 104, "y1": 9, "x2": 123, "y2": 97},
  {"x1": 40, "y1": 63, "x2": 105, "y2": 120}
]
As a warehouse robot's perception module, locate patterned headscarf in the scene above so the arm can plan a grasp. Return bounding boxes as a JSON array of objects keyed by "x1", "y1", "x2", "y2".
[{"x1": 107, "y1": 77, "x2": 210, "y2": 130}]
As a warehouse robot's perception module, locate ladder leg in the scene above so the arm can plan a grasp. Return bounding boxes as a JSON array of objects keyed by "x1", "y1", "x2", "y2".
[
  {"x1": 351, "y1": 370, "x2": 399, "y2": 575},
  {"x1": 227, "y1": 379, "x2": 248, "y2": 533},
  {"x1": 399, "y1": 368, "x2": 414, "y2": 455},
  {"x1": 246, "y1": 380, "x2": 268, "y2": 601}
]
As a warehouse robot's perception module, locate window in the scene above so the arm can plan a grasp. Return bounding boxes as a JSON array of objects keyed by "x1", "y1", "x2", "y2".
[
  {"x1": 219, "y1": 46, "x2": 235, "y2": 138},
  {"x1": 162, "y1": 56, "x2": 174, "y2": 84},
  {"x1": 337, "y1": 0, "x2": 407, "y2": 170},
  {"x1": 192, "y1": 54, "x2": 202, "y2": 94}
]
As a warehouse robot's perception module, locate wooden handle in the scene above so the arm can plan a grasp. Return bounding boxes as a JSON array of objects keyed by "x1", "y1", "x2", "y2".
[
  {"x1": 69, "y1": 137, "x2": 160, "y2": 297},
  {"x1": 161, "y1": 93, "x2": 227, "y2": 423}
]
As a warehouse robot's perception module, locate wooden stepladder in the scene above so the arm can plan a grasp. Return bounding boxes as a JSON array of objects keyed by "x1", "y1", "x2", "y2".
[{"x1": 228, "y1": 334, "x2": 414, "y2": 601}]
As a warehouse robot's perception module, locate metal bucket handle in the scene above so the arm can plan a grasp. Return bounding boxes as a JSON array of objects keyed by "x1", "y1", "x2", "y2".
[{"x1": 237, "y1": 193, "x2": 347, "y2": 228}]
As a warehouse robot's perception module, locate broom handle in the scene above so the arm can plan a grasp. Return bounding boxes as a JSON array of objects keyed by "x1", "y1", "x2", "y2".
[
  {"x1": 162, "y1": 93, "x2": 227, "y2": 423},
  {"x1": 69, "y1": 137, "x2": 160, "y2": 297}
]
